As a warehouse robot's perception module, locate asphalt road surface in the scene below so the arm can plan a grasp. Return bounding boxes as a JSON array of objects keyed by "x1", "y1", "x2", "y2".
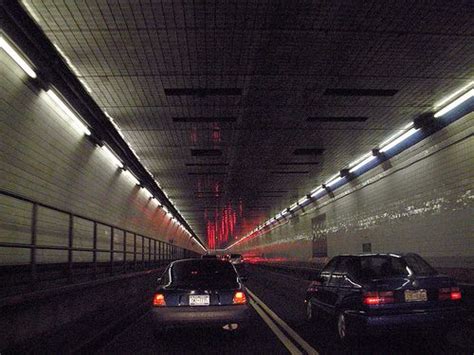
[{"x1": 99, "y1": 264, "x2": 474, "y2": 354}]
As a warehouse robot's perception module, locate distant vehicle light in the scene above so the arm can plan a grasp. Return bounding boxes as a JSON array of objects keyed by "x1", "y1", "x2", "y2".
[
  {"x1": 233, "y1": 291, "x2": 247, "y2": 305},
  {"x1": 153, "y1": 293, "x2": 166, "y2": 306}
]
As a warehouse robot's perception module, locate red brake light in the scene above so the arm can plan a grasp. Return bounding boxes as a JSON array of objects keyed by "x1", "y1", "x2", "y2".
[
  {"x1": 363, "y1": 291, "x2": 394, "y2": 305},
  {"x1": 439, "y1": 287, "x2": 461, "y2": 301},
  {"x1": 233, "y1": 291, "x2": 247, "y2": 305},
  {"x1": 153, "y1": 293, "x2": 166, "y2": 306}
]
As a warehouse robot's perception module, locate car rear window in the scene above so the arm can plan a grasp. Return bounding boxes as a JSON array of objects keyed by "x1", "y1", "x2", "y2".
[
  {"x1": 358, "y1": 256, "x2": 408, "y2": 279},
  {"x1": 171, "y1": 260, "x2": 239, "y2": 289},
  {"x1": 403, "y1": 254, "x2": 438, "y2": 276}
]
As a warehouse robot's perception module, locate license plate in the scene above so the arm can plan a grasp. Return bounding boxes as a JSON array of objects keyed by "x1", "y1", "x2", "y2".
[
  {"x1": 189, "y1": 295, "x2": 210, "y2": 306},
  {"x1": 404, "y1": 289, "x2": 427, "y2": 302}
]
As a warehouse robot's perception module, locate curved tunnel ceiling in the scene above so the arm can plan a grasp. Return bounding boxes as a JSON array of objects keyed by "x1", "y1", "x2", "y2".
[{"x1": 20, "y1": 0, "x2": 474, "y2": 249}]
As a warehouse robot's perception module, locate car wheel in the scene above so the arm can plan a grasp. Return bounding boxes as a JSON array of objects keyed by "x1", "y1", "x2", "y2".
[{"x1": 306, "y1": 301, "x2": 317, "y2": 322}]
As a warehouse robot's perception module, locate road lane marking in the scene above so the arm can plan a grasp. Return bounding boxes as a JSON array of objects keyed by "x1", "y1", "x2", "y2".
[
  {"x1": 249, "y1": 299, "x2": 303, "y2": 355},
  {"x1": 247, "y1": 288, "x2": 319, "y2": 355}
]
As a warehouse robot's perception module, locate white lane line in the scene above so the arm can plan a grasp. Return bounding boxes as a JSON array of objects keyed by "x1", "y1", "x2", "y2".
[
  {"x1": 247, "y1": 288, "x2": 319, "y2": 355},
  {"x1": 249, "y1": 299, "x2": 303, "y2": 355}
]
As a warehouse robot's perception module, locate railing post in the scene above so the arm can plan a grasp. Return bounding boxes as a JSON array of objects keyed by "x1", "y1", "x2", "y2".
[
  {"x1": 123, "y1": 231, "x2": 127, "y2": 273},
  {"x1": 142, "y1": 236, "x2": 145, "y2": 268},
  {"x1": 133, "y1": 233, "x2": 137, "y2": 270},
  {"x1": 148, "y1": 238, "x2": 151, "y2": 267},
  {"x1": 30, "y1": 203, "x2": 38, "y2": 288},
  {"x1": 68, "y1": 213, "x2": 74, "y2": 283},
  {"x1": 110, "y1": 227, "x2": 114, "y2": 275},
  {"x1": 93, "y1": 222, "x2": 97, "y2": 279}
]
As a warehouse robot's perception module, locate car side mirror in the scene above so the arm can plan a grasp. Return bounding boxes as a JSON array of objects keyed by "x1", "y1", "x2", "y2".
[{"x1": 157, "y1": 277, "x2": 162, "y2": 283}]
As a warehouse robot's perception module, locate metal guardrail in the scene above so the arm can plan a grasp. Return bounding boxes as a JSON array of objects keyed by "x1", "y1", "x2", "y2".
[{"x1": 0, "y1": 189, "x2": 198, "y2": 294}]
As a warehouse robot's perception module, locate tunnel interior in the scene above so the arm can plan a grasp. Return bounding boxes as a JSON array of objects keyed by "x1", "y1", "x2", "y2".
[{"x1": 1, "y1": 0, "x2": 473, "y2": 353}]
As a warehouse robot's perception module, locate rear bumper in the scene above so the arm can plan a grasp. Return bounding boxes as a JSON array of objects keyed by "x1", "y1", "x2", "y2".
[
  {"x1": 151, "y1": 304, "x2": 251, "y2": 327},
  {"x1": 347, "y1": 307, "x2": 466, "y2": 332}
]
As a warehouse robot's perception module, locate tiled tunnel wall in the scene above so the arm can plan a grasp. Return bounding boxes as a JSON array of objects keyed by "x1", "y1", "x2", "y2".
[
  {"x1": 0, "y1": 50, "x2": 201, "y2": 264},
  {"x1": 236, "y1": 111, "x2": 474, "y2": 276}
]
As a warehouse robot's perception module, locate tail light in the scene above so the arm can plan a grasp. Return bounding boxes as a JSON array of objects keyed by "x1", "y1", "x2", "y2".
[
  {"x1": 153, "y1": 293, "x2": 166, "y2": 307},
  {"x1": 233, "y1": 291, "x2": 247, "y2": 305},
  {"x1": 363, "y1": 291, "x2": 395, "y2": 305},
  {"x1": 439, "y1": 287, "x2": 461, "y2": 301}
]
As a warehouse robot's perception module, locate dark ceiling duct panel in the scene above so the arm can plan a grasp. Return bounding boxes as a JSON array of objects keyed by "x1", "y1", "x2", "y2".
[
  {"x1": 293, "y1": 148, "x2": 325, "y2": 156},
  {"x1": 173, "y1": 117, "x2": 237, "y2": 123},
  {"x1": 191, "y1": 149, "x2": 223, "y2": 157},
  {"x1": 188, "y1": 172, "x2": 227, "y2": 176},
  {"x1": 307, "y1": 116, "x2": 368, "y2": 122},
  {"x1": 257, "y1": 190, "x2": 289, "y2": 193},
  {"x1": 278, "y1": 162, "x2": 319, "y2": 166},
  {"x1": 185, "y1": 163, "x2": 229, "y2": 167},
  {"x1": 323, "y1": 88, "x2": 398, "y2": 96},
  {"x1": 271, "y1": 171, "x2": 309, "y2": 174},
  {"x1": 165, "y1": 88, "x2": 242, "y2": 97},
  {"x1": 256, "y1": 195, "x2": 284, "y2": 198}
]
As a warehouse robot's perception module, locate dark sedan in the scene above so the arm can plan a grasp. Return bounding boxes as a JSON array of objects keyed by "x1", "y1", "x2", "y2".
[
  {"x1": 152, "y1": 258, "x2": 250, "y2": 332},
  {"x1": 305, "y1": 253, "x2": 465, "y2": 342}
]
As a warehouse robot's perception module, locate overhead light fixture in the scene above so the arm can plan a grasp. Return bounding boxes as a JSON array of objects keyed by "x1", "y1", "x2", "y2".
[
  {"x1": 298, "y1": 196, "x2": 309, "y2": 205},
  {"x1": 433, "y1": 82, "x2": 474, "y2": 109},
  {"x1": 310, "y1": 187, "x2": 324, "y2": 198},
  {"x1": 378, "y1": 123, "x2": 413, "y2": 149},
  {"x1": 380, "y1": 127, "x2": 418, "y2": 153},
  {"x1": 45, "y1": 89, "x2": 91, "y2": 136},
  {"x1": 348, "y1": 153, "x2": 376, "y2": 173},
  {"x1": 0, "y1": 36, "x2": 37, "y2": 78},
  {"x1": 434, "y1": 89, "x2": 474, "y2": 118},
  {"x1": 101, "y1": 145, "x2": 124, "y2": 169},
  {"x1": 123, "y1": 169, "x2": 140, "y2": 186},
  {"x1": 325, "y1": 173, "x2": 343, "y2": 188},
  {"x1": 144, "y1": 188, "x2": 154, "y2": 199}
]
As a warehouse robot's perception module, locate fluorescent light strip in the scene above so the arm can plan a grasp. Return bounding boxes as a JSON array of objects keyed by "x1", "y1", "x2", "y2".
[
  {"x1": 101, "y1": 145, "x2": 123, "y2": 169},
  {"x1": 123, "y1": 169, "x2": 140, "y2": 185},
  {"x1": 326, "y1": 176, "x2": 343, "y2": 188},
  {"x1": 380, "y1": 127, "x2": 418, "y2": 153},
  {"x1": 434, "y1": 82, "x2": 474, "y2": 109},
  {"x1": 349, "y1": 155, "x2": 376, "y2": 173},
  {"x1": 0, "y1": 36, "x2": 37, "y2": 78},
  {"x1": 434, "y1": 89, "x2": 474, "y2": 118},
  {"x1": 378, "y1": 127, "x2": 411, "y2": 149},
  {"x1": 289, "y1": 203, "x2": 298, "y2": 212},
  {"x1": 310, "y1": 187, "x2": 324, "y2": 198},
  {"x1": 348, "y1": 152, "x2": 372, "y2": 169},
  {"x1": 144, "y1": 188, "x2": 154, "y2": 199},
  {"x1": 45, "y1": 90, "x2": 91, "y2": 136},
  {"x1": 324, "y1": 173, "x2": 340, "y2": 185},
  {"x1": 298, "y1": 196, "x2": 309, "y2": 205}
]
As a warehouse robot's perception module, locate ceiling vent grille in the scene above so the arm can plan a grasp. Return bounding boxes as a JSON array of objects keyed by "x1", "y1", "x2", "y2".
[
  {"x1": 307, "y1": 116, "x2": 368, "y2": 122},
  {"x1": 293, "y1": 148, "x2": 325, "y2": 156},
  {"x1": 173, "y1": 117, "x2": 237, "y2": 123},
  {"x1": 165, "y1": 88, "x2": 242, "y2": 97},
  {"x1": 191, "y1": 149, "x2": 222, "y2": 157},
  {"x1": 323, "y1": 88, "x2": 398, "y2": 96}
]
